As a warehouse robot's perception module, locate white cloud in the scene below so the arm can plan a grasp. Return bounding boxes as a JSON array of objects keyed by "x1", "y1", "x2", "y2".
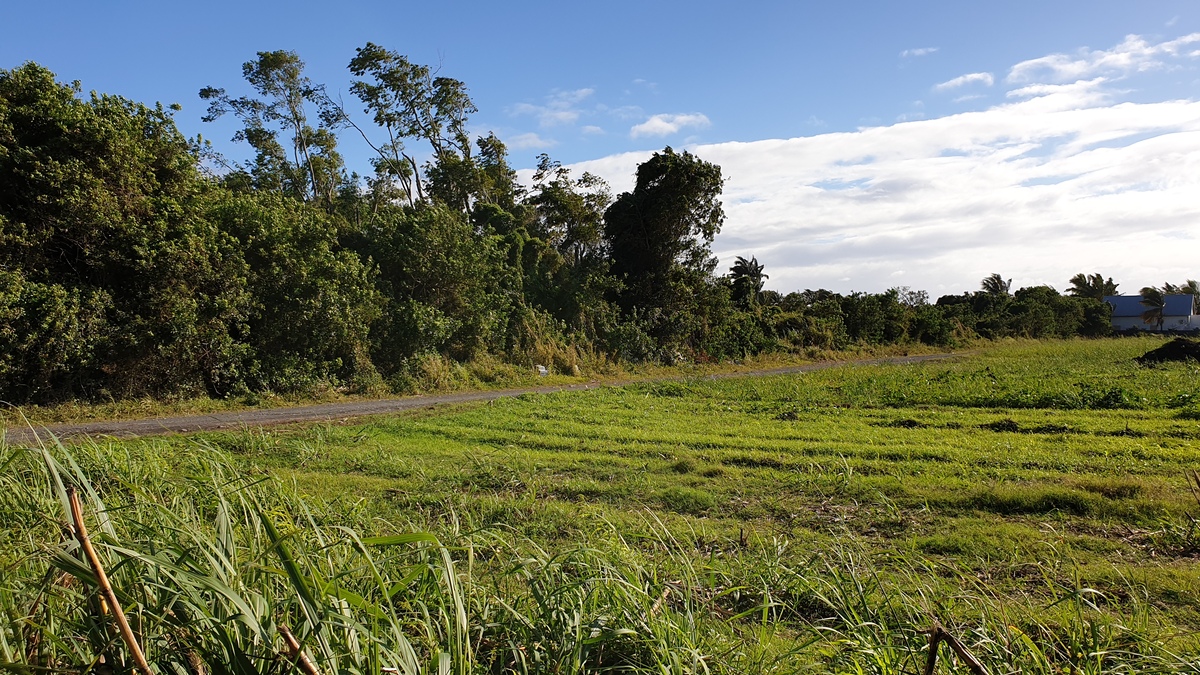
[
  {"x1": 605, "y1": 104, "x2": 646, "y2": 120},
  {"x1": 632, "y1": 78, "x2": 660, "y2": 92},
  {"x1": 510, "y1": 87, "x2": 595, "y2": 127},
  {"x1": 901, "y1": 47, "x2": 939, "y2": 58},
  {"x1": 581, "y1": 125, "x2": 605, "y2": 135},
  {"x1": 553, "y1": 88, "x2": 595, "y2": 105},
  {"x1": 934, "y1": 72, "x2": 994, "y2": 91},
  {"x1": 566, "y1": 57, "x2": 1200, "y2": 295},
  {"x1": 1004, "y1": 77, "x2": 1112, "y2": 112},
  {"x1": 1007, "y1": 32, "x2": 1200, "y2": 84},
  {"x1": 630, "y1": 113, "x2": 711, "y2": 138},
  {"x1": 507, "y1": 132, "x2": 556, "y2": 150}
]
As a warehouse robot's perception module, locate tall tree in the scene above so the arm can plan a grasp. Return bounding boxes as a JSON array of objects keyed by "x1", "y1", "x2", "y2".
[
  {"x1": 200, "y1": 50, "x2": 344, "y2": 205},
  {"x1": 528, "y1": 154, "x2": 611, "y2": 267},
  {"x1": 604, "y1": 147, "x2": 723, "y2": 304},
  {"x1": 1067, "y1": 272, "x2": 1118, "y2": 300},
  {"x1": 729, "y1": 256, "x2": 768, "y2": 308},
  {"x1": 347, "y1": 42, "x2": 477, "y2": 209}
]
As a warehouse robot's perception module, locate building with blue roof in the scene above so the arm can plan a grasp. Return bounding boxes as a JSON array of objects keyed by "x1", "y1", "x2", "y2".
[{"x1": 1103, "y1": 294, "x2": 1198, "y2": 332}]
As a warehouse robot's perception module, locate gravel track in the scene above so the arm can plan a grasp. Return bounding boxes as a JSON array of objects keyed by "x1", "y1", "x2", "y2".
[{"x1": 3, "y1": 353, "x2": 957, "y2": 445}]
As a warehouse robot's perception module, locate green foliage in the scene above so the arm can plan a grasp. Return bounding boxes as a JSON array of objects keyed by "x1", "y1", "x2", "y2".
[
  {"x1": 358, "y1": 203, "x2": 504, "y2": 368},
  {"x1": 936, "y1": 286, "x2": 1113, "y2": 341},
  {"x1": 1068, "y1": 272, "x2": 1119, "y2": 300},
  {"x1": 208, "y1": 192, "x2": 381, "y2": 392},
  {"x1": 0, "y1": 272, "x2": 109, "y2": 401},
  {"x1": 347, "y1": 42, "x2": 478, "y2": 212},
  {"x1": 201, "y1": 50, "x2": 347, "y2": 204},
  {"x1": 729, "y1": 255, "x2": 768, "y2": 308},
  {"x1": 0, "y1": 63, "x2": 253, "y2": 400},
  {"x1": 981, "y1": 272, "x2": 1012, "y2": 295}
]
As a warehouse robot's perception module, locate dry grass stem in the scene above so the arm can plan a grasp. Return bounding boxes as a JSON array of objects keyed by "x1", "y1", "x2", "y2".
[
  {"x1": 279, "y1": 624, "x2": 322, "y2": 675},
  {"x1": 924, "y1": 620, "x2": 989, "y2": 675},
  {"x1": 67, "y1": 486, "x2": 154, "y2": 675}
]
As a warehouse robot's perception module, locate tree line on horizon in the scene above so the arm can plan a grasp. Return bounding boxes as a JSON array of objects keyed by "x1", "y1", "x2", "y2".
[{"x1": 0, "y1": 50, "x2": 1165, "y2": 405}]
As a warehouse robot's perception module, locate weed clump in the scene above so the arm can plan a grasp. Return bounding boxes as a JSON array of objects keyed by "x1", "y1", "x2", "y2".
[
  {"x1": 967, "y1": 485, "x2": 1099, "y2": 516},
  {"x1": 982, "y1": 418, "x2": 1021, "y2": 432},
  {"x1": 656, "y1": 486, "x2": 718, "y2": 514},
  {"x1": 722, "y1": 455, "x2": 786, "y2": 470},
  {"x1": 669, "y1": 458, "x2": 695, "y2": 473},
  {"x1": 1073, "y1": 477, "x2": 1145, "y2": 500}
]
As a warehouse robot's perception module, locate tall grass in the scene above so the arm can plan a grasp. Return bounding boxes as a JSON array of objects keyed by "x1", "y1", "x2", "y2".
[
  {"x1": 3, "y1": 434, "x2": 1197, "y2": 673},
  {"x1": 1, "y1": 437, "x2": 464, "y2": 673}
]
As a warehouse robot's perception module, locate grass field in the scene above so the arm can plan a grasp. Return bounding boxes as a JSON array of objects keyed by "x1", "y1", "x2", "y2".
[{"x1": 4, "y1": 337, "x2": 1200, "y2": 673}]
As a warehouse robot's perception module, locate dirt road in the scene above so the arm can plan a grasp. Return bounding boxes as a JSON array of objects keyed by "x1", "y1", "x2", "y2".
[{"x1": 3, "y1": 353, "x2": 956, "y2": 445}]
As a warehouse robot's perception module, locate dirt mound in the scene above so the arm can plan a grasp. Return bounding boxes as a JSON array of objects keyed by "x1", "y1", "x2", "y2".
[{"x1": 1135, "y1": 338, "x2": 1200, "y2": 365}]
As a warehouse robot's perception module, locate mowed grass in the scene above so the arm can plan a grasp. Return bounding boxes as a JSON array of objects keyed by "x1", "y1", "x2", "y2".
[
  {"x1": 191, "y1": 341, "x2": 1199, "y2": 632},
  {"x1": 210, "y1": 337, "x2": 1199, "y2": 526},
  {"x1": 7, "y1": 336, "x2": 1200, "y2": 672}
]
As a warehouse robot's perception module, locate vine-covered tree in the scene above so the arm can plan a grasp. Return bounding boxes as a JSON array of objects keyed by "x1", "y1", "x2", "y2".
[{"x1": 604, "y1": 147, "x2": 724, "y2": 347}]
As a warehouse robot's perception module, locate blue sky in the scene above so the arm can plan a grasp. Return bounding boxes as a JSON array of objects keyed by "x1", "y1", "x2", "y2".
[{"x1": 4, "y1": 1, "x2": 1199, "y2": 294}]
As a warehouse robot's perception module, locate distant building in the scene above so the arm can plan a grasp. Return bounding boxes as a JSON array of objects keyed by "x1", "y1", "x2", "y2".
[{"x1": 1104, "y1": 294, "x2": 1198, "y2": 332}]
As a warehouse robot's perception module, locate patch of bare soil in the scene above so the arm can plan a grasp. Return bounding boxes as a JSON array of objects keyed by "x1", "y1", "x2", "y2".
[{"x1": 1135, "y1": 338, "x2": 1200, "y2": 365}]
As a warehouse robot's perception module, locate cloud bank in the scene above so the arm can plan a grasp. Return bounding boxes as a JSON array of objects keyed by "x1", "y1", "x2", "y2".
[{"x1": 565, "y1": 33, "x2": 1200, "y2": 296}]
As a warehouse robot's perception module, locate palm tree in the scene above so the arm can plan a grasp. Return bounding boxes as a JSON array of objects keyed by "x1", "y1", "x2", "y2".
[
  {"x1": 1140, "y1": 286, "x2": 1165, "y2": 330},
  {"x1": 981, "y1": 273, "x2": 1011, "y2": 296},
  {"x1": 1067, "y1": 272, "x2": 1118, "y2": 301},
  {"x1": 1162, "y1": 280, "x2": 1200, "y2": 313},
  {"x1": 729, "y1": 256, "x2": 768, "y2": 308}
]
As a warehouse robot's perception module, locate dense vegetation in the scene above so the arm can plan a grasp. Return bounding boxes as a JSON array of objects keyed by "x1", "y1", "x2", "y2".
[
  {"x1": 4, "y1": 339, "x2": 1200, "y2": 672},
  {"x1": 0, "y1": 53, "x2": 1121, "y2": 407}
]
